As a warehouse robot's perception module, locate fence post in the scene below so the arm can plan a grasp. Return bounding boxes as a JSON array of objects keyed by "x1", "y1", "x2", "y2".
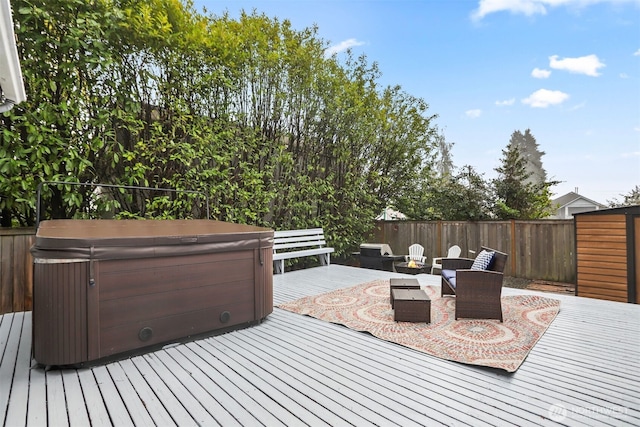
[
  {"x1": 510, "y1": 219, "x2": 517, "y2": 274},
  {"x1": 436, "y1": 220, "x2": 442, "y2": 257}
]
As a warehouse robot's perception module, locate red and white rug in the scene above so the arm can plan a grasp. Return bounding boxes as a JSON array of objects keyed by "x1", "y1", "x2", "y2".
[{"x1": 277, "y1": 279, "x2": 561, "y2": 372}]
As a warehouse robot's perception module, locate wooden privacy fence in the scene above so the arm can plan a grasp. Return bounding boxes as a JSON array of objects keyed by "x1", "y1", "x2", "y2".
[
  {"x1": 0, "y1": 228, "x2": 35, "y2": 315},
  {"x1": 372, "y1": 220, "x2": 575, "y2": 283},
  {"x1": 1, "y1": 220, "x2": 576, "y2": 314}
]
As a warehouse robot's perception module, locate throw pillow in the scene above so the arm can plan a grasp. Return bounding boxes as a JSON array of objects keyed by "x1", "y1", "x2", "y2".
[{"x1": 471, "y1": 250, "x2": 494, "y2": 271}]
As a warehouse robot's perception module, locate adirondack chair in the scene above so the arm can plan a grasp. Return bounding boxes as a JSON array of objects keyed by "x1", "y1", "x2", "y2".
[
  {"x1": 404, "y1": 243, "x2": 426, "y2": 263},
  {"x1": 430, "y1": 245, "x2": 461, "y2": 274}
]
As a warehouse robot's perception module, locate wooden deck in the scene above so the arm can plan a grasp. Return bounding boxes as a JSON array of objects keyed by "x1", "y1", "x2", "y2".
[{"x1": 1, "y1": 265, "x2": 639, "y2": 426}]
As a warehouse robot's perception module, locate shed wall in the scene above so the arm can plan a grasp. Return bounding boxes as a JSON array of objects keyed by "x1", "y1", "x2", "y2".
[
  {"x1": 636, "y1": 217, "x2": 640, "y2": 304},
  {"x1": 576, "y1": 214, "x2": 627, "y2": 302}
]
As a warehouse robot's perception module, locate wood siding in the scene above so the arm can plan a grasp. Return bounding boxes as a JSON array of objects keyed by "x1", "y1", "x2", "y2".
[
  {"x1": 374, "y1": 220, "x2": 575, "y2": 282},
  {"x1": 636, "y1": 217, "x2": 640, "y2": 304},
  {"x1": 576, "y1": 214, "x2": 628, "y2": 302}
]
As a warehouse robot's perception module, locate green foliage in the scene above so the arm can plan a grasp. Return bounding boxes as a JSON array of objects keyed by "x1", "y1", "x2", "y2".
[
  {"x1": 399, "y1": 165, "x2": 492, "y2": 221},
  {"x1": 1, "y1": 0, "x2": 440, "y2": 259},
  {"x1": 608, "y1": 185, "x2": 640, "y2": 207},
  {"x1": 1, "y1": 0, "x2": 122, "y2": 225}
]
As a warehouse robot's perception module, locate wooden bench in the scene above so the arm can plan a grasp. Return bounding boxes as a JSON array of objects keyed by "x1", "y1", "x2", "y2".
[{"x1": 273, "y1": 228, "x2": 335, "y2": 274}]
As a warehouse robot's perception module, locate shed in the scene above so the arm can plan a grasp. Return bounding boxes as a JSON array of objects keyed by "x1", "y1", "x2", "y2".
[{"x1": 574, "y1": 205, "x2": 640, "y2": 303}]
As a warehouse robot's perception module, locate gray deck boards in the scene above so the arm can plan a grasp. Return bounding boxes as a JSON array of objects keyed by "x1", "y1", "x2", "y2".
[{"x1": 1, "y1": 264, "x2": 639, "y2": 426}]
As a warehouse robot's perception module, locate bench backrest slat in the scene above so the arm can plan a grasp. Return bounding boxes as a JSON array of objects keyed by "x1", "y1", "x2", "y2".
[
  {"x1": 273, "y1": 228, "x2": 328, "y2": 252},
  {"x1": 274, "y1": 235, "x2": 325, "y2": 244},
  {"x1": 273, "y1": 228, "x2": 324, "y2": 238},
  {"x1": 275, "y1": 240, "x2": 327, "y2": 250}
]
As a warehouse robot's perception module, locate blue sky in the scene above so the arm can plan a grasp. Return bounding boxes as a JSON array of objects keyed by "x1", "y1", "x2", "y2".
[{"x1": 193, "y1": 0, "x2": 640, "y2": 204}]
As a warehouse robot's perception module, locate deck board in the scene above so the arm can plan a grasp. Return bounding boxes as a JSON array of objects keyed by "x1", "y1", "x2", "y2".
[
  {"x1": 92, "y1": 365, "x2": 135, "y2": 426},
  {"x1": 128, "y1": 357, "x2": 197, "y2": 426},
  {"x1": 76, "y1": 368, "x2": 116, "y2": 427},
  {"x1": 4, "y1": 313, "x2": 30, "y2": 427},
  {"x1": 1, "y1": 264, "x2": 639, "y2": 426},
  {"x1": 115, "y1": 359, "x2": 178, "y2": 427},
  {"x1": 142, "y1": 352, "x2": 219, "y2": 426}
]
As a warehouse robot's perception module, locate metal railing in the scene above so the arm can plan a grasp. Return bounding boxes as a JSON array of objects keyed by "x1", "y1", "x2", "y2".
[{"x1": 35, "y1": 181, "x2": 210, "y2": 228}]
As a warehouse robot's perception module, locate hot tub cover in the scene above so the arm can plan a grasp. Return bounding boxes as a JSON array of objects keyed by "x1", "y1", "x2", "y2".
[{"x1": 31, "y1": 219, "x2": 274, "y2": 260}]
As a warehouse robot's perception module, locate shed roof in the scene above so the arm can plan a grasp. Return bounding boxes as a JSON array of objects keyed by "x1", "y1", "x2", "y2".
[{"x1": 573, "y1": 204, "x2": 640, "y2": 217}]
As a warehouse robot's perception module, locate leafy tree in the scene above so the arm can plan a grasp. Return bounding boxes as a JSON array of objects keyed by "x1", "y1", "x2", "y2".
[
  {"x1": 397, "y1": 165, "x2": 491, "y2": 221},
  {"x1": 1, "y1": 0, "x2": 124, "y2": 226},
  {"x1": 2, "y1": 0, "x2": 441, "y2": 262},
  {"x1": 608, "y1": 185, "x2": 640, "y2": 207}
]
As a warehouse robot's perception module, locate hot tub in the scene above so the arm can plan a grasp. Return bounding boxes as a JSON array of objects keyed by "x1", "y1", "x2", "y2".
[{"x1": 30, "y1": 219, "x2": 273, "y2": 367}]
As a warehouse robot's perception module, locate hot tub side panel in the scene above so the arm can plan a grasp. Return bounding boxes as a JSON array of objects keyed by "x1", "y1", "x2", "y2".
[
  {"x1": 33, "y1": 261, "x2": 90, "y2": 366},
  {"x1": 96, "y1": 248, "x2": 271, "y2": 359},
  {"x1": 256, "y1": 247, "x2": 274, "y2": 320}
]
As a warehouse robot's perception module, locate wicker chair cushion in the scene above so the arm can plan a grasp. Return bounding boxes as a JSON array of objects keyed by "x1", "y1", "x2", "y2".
[
  {"x1": 471, "y1": 250, "x2": 494, "y2": 271},
  {"x1": 442, "y1": 269, "x2": 457, "y2": 288}
]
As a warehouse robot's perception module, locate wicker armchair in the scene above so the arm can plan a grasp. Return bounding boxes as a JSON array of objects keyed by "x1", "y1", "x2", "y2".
[{"x1": 441, "y1": 247, "x2": 508, "y2": 322}]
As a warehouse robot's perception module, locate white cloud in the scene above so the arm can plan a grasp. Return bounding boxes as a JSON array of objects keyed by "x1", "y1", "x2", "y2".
[
  {"x1": 620, "y1": 73, "x2": 629, "y2": 78},
  {"x1": 472, "y1": 0, "x2": 639, "y2": 21},
  {"x1": 325, "y1": 38, "x2": 365, "y2": 57},
  {"x1": 465, "y1": 109, "x2": 482, "y2": 118},
  {"x1": 622, "y1": 151, "x2": 640, "y2": 157},
  {"x1": 471, "y1": 0, "x2": 546, "y2": 21},
  {"x1": 634, "y1": 49, "x2": 640, "y2": 56},
  {"x1": 531, "y1": 67, "x2": 551, "y2": 78},
  {"x1": 522, "y1": 89, "x2": 570, "y2": 108},
  {"x1": 495, "y1": 98, "x2": 515, "y2": 106},
  {"x1": 549, "y1": 54, "x2": 605, "y2": 76}
]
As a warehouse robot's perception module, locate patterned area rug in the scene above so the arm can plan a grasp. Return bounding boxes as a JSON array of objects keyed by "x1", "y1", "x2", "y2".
[{"x1": 277, "y1": 280, "x2": 561, "y2": 372}]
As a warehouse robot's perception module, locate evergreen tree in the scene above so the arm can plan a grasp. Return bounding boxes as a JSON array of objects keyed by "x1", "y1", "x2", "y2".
[
  {"x1": 510, "y1": 129, "x2": 547, "y2": 185},
  {"x1": 493, "y1": 139, "x2": 556, "y2": 219},
  {"x1": 493, "y1": 142, "x2": 531, "y2": 218}
]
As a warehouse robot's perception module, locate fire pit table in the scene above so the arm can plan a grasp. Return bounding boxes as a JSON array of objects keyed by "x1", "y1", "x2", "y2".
[{"x1": 395, "y1": 261, "x2": 430, "y2": 275}]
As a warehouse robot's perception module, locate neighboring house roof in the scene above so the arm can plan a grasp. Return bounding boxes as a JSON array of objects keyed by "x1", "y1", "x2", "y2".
[
  {"x1": 552, "y1": 191, "x2": 606, "y2": 210},
  {"x1": 549, "y1": 191, "x2": 607, "y2": 219}
]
